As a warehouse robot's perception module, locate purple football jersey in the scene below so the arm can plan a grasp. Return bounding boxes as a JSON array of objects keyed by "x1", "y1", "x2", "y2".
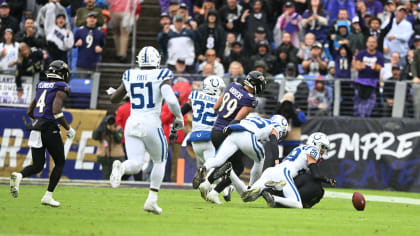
[
  {"x1": 213, "y1": 82, "x2": 257, "y2": 130},
  {"x1": 33, "y1": 81, "x2": 69, "y2": 122}
]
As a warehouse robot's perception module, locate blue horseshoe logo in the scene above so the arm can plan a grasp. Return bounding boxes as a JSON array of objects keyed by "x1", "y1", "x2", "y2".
[
  {"x1": 314, "y1": 134, "x2": 321, "y2": 140},
  {"x1": 211, "y1": 78, "x2": 219, "y2": 87}
]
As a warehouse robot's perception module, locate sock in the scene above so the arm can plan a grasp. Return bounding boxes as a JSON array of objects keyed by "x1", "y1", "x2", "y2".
[
  {"x1": 44, "y1": 191, "x2": 53, "y2": 198},
  {"x1": 228, "y1": 171, "x2": 246, "y2": 195},
  {"x1": 147, "y1": 189, "x2": 158, "y2": 202},
  {"x1": 150, "y1": 161, "x2": 166, "y2": 190},
  {"x1": 272, "y1": 195, "x2": 303, "y2": 208}
]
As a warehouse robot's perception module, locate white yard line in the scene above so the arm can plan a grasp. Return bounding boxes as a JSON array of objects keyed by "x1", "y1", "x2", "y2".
[{"x1": 324, "y1": 191, "x2": 420, "y2": 205}]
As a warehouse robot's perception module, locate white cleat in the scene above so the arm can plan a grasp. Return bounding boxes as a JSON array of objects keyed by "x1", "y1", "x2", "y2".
[
  {"x1": 144, "y1": 200, "x2": 162, "y2": 215},
  {"x1": 264, "y1": 180, "x2": 287, "y2": 191},
  {"x1": 10, "y1": 172, "x2": 22, "y2": 198},
  {"x1": 241, "y1": 187, "x2": 261, "y2": 202},
  {"x1": 41, "y1": 195, "x2": 60, "y2": 207},
  {"x1": 206, "y1": 190, "x2": 222, "y2": 204},
  {"x1": 110, "y1": 160, "x2": 124, "y2": 188},
  {"x1": 198, "y1": 180, "x2": 211, "y2": 201},
  {"x1": 223, "y1": 185, "x2": 234, "y2": 202}
]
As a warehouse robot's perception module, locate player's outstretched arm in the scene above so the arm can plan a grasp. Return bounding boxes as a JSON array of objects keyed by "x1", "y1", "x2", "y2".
[
  {"x1": 307, "y1": 155, "x2": 335, "y2": 186},
  {"x1": 233, "y1": 106, "x2": 253, "y2": 121},
  {"x1": 160, "y1": 81, "x2": 183, "y2": 130},
  {"x1": 181, "y1": 100, "x2": 192, "y2": 116},
  {"x1": 110, "y1": 82, "x2": 127, "y2": 104},
  {"x1": 266, "y1": 129, "x2": 280, "y2": 163},
  {"x1": 213, "y1": 92, "x2": 224, "y2": 112}
]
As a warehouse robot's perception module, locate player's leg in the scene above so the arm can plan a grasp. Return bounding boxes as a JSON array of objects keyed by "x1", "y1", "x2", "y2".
[
  {"x1": 143, "y1": 128, "x2": 168, "y2": 214},
  {"x1": 235, "y1": 133, "x2": 265, "y2": 185},
  {"x1": 41, "y1": 128, "x2": 65, "y2": 207},
  {"x1": 242, "y1": 166, "x2": 283, "y2": 202},
  {"x1": 271, "y1": 168, "x2": 303, "y2": 208},
  {"x1": 293, "y1": 173, "x2": 324, "y2": 208}
]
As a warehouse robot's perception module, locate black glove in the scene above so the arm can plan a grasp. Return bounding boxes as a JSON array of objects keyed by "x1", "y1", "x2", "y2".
[
  {"x1": 223, "y1": 126, "x2": 233, "y2": 136},
  {"x1": 328, "y1": 177, "x2": 336, "y2": 187},
  {"x1": 169, "y1": 128, "x2": 177, "y2": 143}
]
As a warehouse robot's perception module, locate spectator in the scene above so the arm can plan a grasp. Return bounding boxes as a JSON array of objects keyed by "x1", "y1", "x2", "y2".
[
  {"x1": 0, "y1": 2, "x2": 19, "y2": 35},
  {"x1": 297, "y1": 33, "x2": 316, "y2": 61},
  {"x1": 383, "y1": 66, "x2": 405, "y2": 116},
  {"x1": 362, "y1": 15, "x2": 393, "y2": 53},
  {"x1": 218, "y1": 0, "x2": 247, "y2": 36},
  {"x1": 254, "y1": 60, "x2": 272, "y2": 78},
  {"x1": 168, "y1": 0, "x2": 179, "y2": 18},
  {"x1": 250, "y1": 40, "x2": 276, "y2": 73},
  {"x1": 308, "y1": 77, "x2": 330, "y2": 116},
  {"x1": 202, "y1": 63, "x2": 214, "y2": 75},
  {"x1": 197, "y1": 9, "x2": 225, "y2": 61},
  {"x1": 275, "y1": 62, "x2": 304, "y2": 95},
  {"x1": 158, "y1": 12, "x2": 171, "y2": 62},
  {"x1": 349, "y1": 16, "x2": 365, "y2": 53},
  {"x1": 301, "y1": 0, "x2": 328, "y2": 43},
  {"x1": 198, "y1": 49, "x2": 224, "y2": 77},
  {"x1": 302, "y1": 42, "x2": 328, "y2": 76},
  {"x1": 178, "y1": 3, "x2": 197, "y2": 30},
  {"x1": 365, "y1": 0, "x2": 383, "y2": 17},
  {"x1": 276, "y1": 32, "x2": 299, "y2": 63},
  {"x1": 325, "y1": 0, "x2": 356, "y2": 22},
  {"x1": 381, "y1": 52, "x2": 401, "y2": 81},
  {"x1": 223, "y1": 32, "x2": 236, "y2": 58},
  {"x1": 402, "y1": 49, "x2": 414, "y2": 80},
  {"x1": 273, "y1": 1, "x2": 301, "y2": 48},
  {"x1": 75, "y1": 0, "x2": 104, "y2": 28},
  {"x1": 173, "y1": 58, "x2": 193, "y2": 83},
  {"x1": 327, "y1": 8, "x2": 351, "y2": 43},
  {"x1": 222, "y1": 41, "x2": 252, "y2": 73},
  {"x1": 35, "y1": 0, "x2": 70, "y2": 38},
  {"x1": 378, "y1": 0, "x2": 395, "y2": 25},
  {"x1": 194, "y1": 0, "x2": 216, "y2": 26},
  {"x1": 0, "y1": 29, "x2": 19, "y2": 71},
  {"x1": 331, "y1": 20, "x2": 351, "y2": 57},
  {"x1": 411, "y1": 40, "x2": 420, "y2": 119},
  {"x1": 92, "y1": 115, "x2": 125, "y2": 180},
  {"x1": 74, "y1": 12, "x2": 105, "y2": 71},
  {"x1": 158, "y1": 14, "x2": 198, "y2": 73},
  {"x1": 225, "y1": 60, "x2": 245, "y2": 84},
  {"x1": 6, "y1": 0, "x2": 26, "y2": 22},
  {"x1": 383, "y1": 6, "x2": 413, "y2": 64},
  {"x1": 245, "y1": 0, "x2": 270, "y2": 39},
  {"x1": 243, "y1": 26, "x2": 268, "y2": 57},
  {"x1": 354, "y1": 36, "x2": 384, "y2": 118},
  {"x1": 107, "y1": 0, "x2": 140, "y2": 62},
  {"x1": 335, "y1": 44, "x2": 352, "y2": 79},
  {"x1": 44, "y1": 3, "x2": 74, "y2": 63},
  {"x1": 15, "y1": 17, "x2": 45, "y2": 50},
  {"x1": 272, "y1": 47, "x2": 291, "y2": 75}
]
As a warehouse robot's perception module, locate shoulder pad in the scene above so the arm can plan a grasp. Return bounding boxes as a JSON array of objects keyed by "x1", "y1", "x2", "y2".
[{"x1": 157, "y1": 68, "x2": 173, "y2": 81}]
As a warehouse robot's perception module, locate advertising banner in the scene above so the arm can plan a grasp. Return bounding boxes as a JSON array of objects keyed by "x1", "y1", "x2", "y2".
[{"x1": 0, "y1": 75, "x2": 34, "y2": 106}]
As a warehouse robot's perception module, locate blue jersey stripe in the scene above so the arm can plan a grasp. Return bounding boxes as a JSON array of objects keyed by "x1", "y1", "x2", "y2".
[
  {"x1": 157, "y1": 69, "x2": 165, "y2": 80},
  {"x1": 161, "y1": 128, "x2": 168, "y2": 160},
  {"x1": 157, "y1": 128, "x2": 165, "y2": 161},
  {"x1": 284, "y1": 168, "x2": 300, "y2": 202},
  {"x1": 144, "y1": 47, "x2": 148, "y2": 63},
  {"x1": 254, "y1": 135, "x2": 264, "y2": 160},
  {"x1": 127, "y1": 70, "x2": 130, "y2": 82},
  {"x1": 161, "y1": 69, "x2": 170, "y2": 81},
  {"x1": 251, "y1": 134, "x2": 261, "y2": 161}
]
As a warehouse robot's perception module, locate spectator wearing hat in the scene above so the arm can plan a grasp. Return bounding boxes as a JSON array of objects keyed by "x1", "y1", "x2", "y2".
[
  {"x1": 218, "y1": 0, "x2": 247, "y2": 36},
  {"x1": 15, "y1": 17, "x2": 45, "y2": 50},
  {"x1": 74, "y1": 12, "x2": 105, "y2": 71},
  {"x1": 380, "y1": 52, "x2": 401, "y2": 81},
  {"x1": 308, "y1": 77, "x2": 331, "y2": 116},
  {"x1": 173, "y1": 58, "x2": 193, "y2": 83},
  {"x1": 353, "y1": 36, "x2": 384, "y2": 118},
  {"x1": 272, "y1": 47, "x2": 291, "y2": 75},
  {"x1": 160, "y1": 12, "x2": 171, "y2": 27},
  {"x1": 276, "y1": 32, "x2": 299, "y2": 63},
  {"x1": 378, "y1": 0, "x2": 395, "y2": 25},
  {"x1": 302, "y1": 42, "x2": 328, "y2": 76},
  {"x1": 383, "y1": 65, "x2": 409, "y2": 116},
  {"x1": 222, "y1": 40, "x2": 252, "y2": 73},
  {"x1": 177, "y1": 3, "x2": 197, "y2": 29},
  {"x1": 327, "y1": 8, "x2": 351, "y2": 44},
  {"x1": 243, "y1": 26, "x2": 268, "y2": 57},
  {"x1": 44, "y1": 3, "x2": 74, "y2": 63},
  {"x1": 198, "y1": 48, "x2": 224, "y2": 77},
  {"x1": 254, "y1": 60, "x2": 272, "y2": 78},
  {"x1": 0, "y1": 2, "x2": 18, "y2": 36},
  {"x1": 325, "y1": 0, "x2": 356, "y2": 22},
  {"x1": 250, "y1": 40, "x2": 276, "y2": 73},
  {"x1": 75, "y1": 0, "x2": 104, "y2": 28},
  {"x1": 273, "y1": 1, "x2": 302, "y2": 48},
  {"x1": 193, "y1": 0, "x2": 216, "y2": 26},
  {"x1": 331, "y1": 20, "x2": 351, "y2": 57},
  {"x1": 197, "y1": 9, "x2": 225, "y2": 61},
  {"x1": 301, "y1": 0, "x2": 329, "y2": 43},
  {"x1": 245, "y1": 0, "x2": 270, "y2": 41},
  {"x1": 349, "y1": 16, "x2": 365, "y2": 53},
  {"x1": 158, "y1": 12, "x2": 171, "y2": 62},
  {"x1": 383, "y1": 6, "x2": 414, "y2": 64},
  {"x1": 158, "y1": 14, "x2": 199, "y2": 73},
  {"x1": 4, "y1": 0, "x2": 25, "y2": 22},
  {"x1": 35, "y1": 0, "x2": 70, "y2": 38}
]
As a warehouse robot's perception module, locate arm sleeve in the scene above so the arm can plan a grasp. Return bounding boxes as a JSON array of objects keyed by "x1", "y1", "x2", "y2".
[
  {"x1": 64, "y1": 31, "x2": 74, "y2": 50},
  {"x1": 181, "y1": 102, "x2": 192, "y2": 115},
  {"x1": 44, "y1": 3, "x2": 55, "y2": 36},
  {"x1": 308, "y1": 163, "x2": 331, "y2": 183},
  {"x1": 267, "y1": 134, "x2": 280, "y2": 163},
  {"x1": 161, "y1": 84, "x2": 183, "y2": 120}
]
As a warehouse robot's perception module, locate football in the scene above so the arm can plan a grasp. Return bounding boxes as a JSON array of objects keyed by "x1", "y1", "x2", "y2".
[{"x1": 352, "y1": 192, "x2": 366, "y2": 211}]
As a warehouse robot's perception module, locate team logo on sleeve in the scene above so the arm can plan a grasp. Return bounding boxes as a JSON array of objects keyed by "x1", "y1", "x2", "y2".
[{"x1": 252, "y1": 100, "x2": 258, "y2": 107}]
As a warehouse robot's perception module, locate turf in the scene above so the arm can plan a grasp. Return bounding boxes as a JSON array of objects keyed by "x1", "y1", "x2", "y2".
[{"x1": 1, "y1": 185, "x2": 420, "y2": 236}]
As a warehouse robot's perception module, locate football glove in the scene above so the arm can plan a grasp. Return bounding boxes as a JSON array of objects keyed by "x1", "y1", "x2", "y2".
[
  {"x1": 66, "y1": 127, "x2": 76, "y2": 139},
  {"x1": 223, "y1": 126, "x2": 233, "y2": 136},
  {"x1": 328, "y1": 177, "x2": 336, "y2": 187},
  {"x1": 173, "y1": 117, "x2": 184, "y2": 131},
  {"x1": 169, "y1": 128, "x2": 178, "y2": 142}
]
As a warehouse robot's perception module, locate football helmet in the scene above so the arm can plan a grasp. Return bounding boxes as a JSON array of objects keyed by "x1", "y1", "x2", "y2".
[
  {"x1": 203, "y1": 75, "x2": 226, "y2": 96},
  {"x1": 137, "y1": 46, "x2": 161, "y2": 68},
  {"x1": 306, "y1": 132, "x2": 330, "y2": 159},
  {"x1": 244, "y1": 71, "x2": 266, "y2": 96},
  {"x1": 270, "y1": 115, "x2": 288, "y2": 139},
  {"x1": 46, "y1": 60, "x2": 70, "y2": 83}
]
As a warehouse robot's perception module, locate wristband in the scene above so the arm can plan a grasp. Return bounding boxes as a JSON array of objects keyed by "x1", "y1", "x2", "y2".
[{"x1": 54, "y1": 112, "x2": 64, "y2": 119}]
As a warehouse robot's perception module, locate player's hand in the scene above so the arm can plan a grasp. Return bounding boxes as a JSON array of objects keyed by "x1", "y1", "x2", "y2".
[
  {"x1": 95, "y1": 46, "x2": 103, "y2": 53},
  {"x1": 67, "y1": 127, "x2": 76, "y2": 139},
  {"x1": 223, "y1": 126, "x2": 233, "y2": 136},
  {"x1": 75, "y1": 39, "x2": 83, "y2": 47},
  {"x1": 173, "y1": 117, "x2": 184, "y2": 131},
  {"x1": 106, "y1": 87, "x2": 116, "y2": 95},
  {"x1": 328, "y1": 178, "x2": 336, "y2": 187},
  {"x1": 169, "y1": 128, "x2": 177, "y2": 142}
]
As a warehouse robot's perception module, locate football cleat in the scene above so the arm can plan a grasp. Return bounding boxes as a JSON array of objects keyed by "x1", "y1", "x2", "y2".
[
  {"x1": 144, "y1": 200, "x2": 162, "y2": 215},
  {"x1": 10, "y1": 172, "x2": 22, "y2": 198},
  {"x1": 212, "y1": 162, "x2": 232, "y2": 180},
  {"x1": 41, "y1": 195, "x2": 60, "y2": 207},
  {"x1": 241, "y1": 187, "x2": 261, "y2": 202},
  {"x1": 223, "y1": 185, "x2": 234, "y2": 202},
  {"x1": 206, "y1": 190, "x2": 222, "y2": 204},
  {"x1": 110, "y1": 160, "x2": 124, "y2": 188},
  {"x1": 262, "y1": 190, "x2": 276, "y2": 208},
  {"x1": 198, "y1": 180, "x2": 211, "y2": 201},
  {"x1": 264, "y1": 180, "x2": 287, "y2": 191},
  {"x1": 192, "y1": 166, "x2": 206, "y2": 189}
]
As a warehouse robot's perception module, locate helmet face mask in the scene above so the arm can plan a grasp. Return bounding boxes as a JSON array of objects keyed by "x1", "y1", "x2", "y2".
[
  {"x1": 46, "y1": 60, "x2": 70, "y2": 83},
  {"x1": 203, "y1": 75, "x2": 226, "y2": 96},
  {"x1": 137, "y1": 46, "x2": 161, "y2": 69},
  {"x1": 244, "y1": 71, "x2": 266, "y2": 96}
]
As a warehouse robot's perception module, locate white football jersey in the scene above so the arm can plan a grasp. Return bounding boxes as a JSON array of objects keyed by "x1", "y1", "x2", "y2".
[
  {"x1": 239, "y1": 117, "x2": 276, "y2": 142},
  {"x1": 279, "y1": 144, "x2": 321, "y2": 178},
  {"x1": 122, "y1": 67, "x2": 172, "y2": 127},
  {"x1": 189, "y1": 90, "x2": 218, "y2": 132}
]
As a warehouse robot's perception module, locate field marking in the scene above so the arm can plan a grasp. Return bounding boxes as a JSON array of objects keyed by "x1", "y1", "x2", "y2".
[{"x1": 324, "y1": 191, "x2": 420, "y2": 205}]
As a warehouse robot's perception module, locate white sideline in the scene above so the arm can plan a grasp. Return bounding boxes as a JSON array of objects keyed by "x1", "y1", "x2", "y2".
[{"x1": 324, "y1": 191, "x2": 420, "y2": 205}]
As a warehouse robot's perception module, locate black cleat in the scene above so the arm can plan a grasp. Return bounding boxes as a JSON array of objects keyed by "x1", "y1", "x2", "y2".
[
  {"x1": 192, "y1": 167, "x2": 206, "y2": 189},
  {"x1": 262, "y1": 190, "x2": 276, "y2": 208},
  {"x1": 212, "y1": 162, "x2": 232, "y2": 180},
  {"x1": 223, "y1": 185, "x2": 234, "y2": 202}
]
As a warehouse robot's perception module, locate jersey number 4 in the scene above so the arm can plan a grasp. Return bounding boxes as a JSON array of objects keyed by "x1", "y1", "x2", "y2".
[
  {"x1": 192, "y1": 101, "x2": 216, "y2": 126},
  {"x1": 36, "y1": 89, "x2": 47, "y2": 113},
  {"x1": 130, "y1": 82, "x2": 155, "y2": 109}
]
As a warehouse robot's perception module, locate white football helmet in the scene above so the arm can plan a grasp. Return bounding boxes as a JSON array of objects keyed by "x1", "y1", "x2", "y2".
[
  {"x1": 137, "y1": 46, "x2": 161, "y2": 68},
  {"x1": 203, "y1": 75, "x2": 226, "y2": 96},
  {"x1": 306, "y1": 132, "x2": 330, "y2": 159},
  {"x1": 270, "y1": 115, "x2": 288, "y2": 140}
]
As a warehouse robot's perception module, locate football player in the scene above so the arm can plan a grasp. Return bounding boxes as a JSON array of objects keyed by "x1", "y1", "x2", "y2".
[
  {"x1": 108, "y1": 46, "x2": 184, "y2": 215},
  {"x1": 10, "y1": 60, "x2": 75, "y2": 207}
]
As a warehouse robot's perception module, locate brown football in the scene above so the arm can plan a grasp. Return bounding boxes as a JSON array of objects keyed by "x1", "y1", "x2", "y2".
[{"x1": 352, "y1": 191, "x2": 366, "y2": 211}]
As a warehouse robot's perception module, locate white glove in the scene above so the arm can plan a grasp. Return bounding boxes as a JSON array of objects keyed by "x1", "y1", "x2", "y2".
[
  {"x1": 106, "y1": 87, "x2": 116, "y2": 95},
  {"x1": 173, "y1": 117, "x2": 184, "y2": 131},
  {"x1": 66, "y1": 127, "x2": 76, "y2": 139}
]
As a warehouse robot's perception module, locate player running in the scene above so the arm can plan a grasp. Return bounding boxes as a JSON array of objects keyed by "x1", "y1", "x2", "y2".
[
  {"x1": 181, "y1": 75, "x2": 225, "y2": 166},
  {"x1": 109, "y1": 46, "x2": 184, "y2": 215},
  {"x1": 10, "y1": 60, "x2": 75, "y2": 207},
  {"x1": 220, "y1": 132, "x2": 336, "y2": 208}
]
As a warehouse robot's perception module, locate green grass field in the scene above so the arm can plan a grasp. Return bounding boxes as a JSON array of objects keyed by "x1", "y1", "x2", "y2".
[{"x1": 1, "y1": 185, "x2": 420, "y2": 236}]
